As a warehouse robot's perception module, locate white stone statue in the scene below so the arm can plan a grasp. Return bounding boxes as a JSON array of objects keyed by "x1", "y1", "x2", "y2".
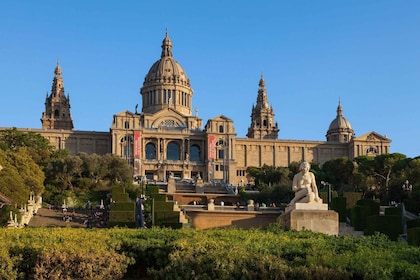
[{"x1": 288, "y1": 162, "x2": 321, "y2": 205}]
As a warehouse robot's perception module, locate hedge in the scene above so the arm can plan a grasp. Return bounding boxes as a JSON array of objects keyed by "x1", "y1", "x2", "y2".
[{"x1": 1, "y1": 227, "x2": 420, "y2": 279}]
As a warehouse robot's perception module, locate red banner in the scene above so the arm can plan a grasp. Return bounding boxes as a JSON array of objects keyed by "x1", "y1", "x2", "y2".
[
  {"x1": 134, "y1": 131, "x2": 141, "y2": 159},
  {"x1": 208, "y1": 134, "x2": 215, "y2": 160}
]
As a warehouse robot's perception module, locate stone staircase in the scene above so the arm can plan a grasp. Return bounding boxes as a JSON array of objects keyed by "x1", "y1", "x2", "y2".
[
  {"x1": 173, "y1": 203, "x2": 190, "y2": 225},
  {"x1": 175, "y1": 182, "x2": 195, "y2": 193},
  {"x1": 338, "y1": 222, "x2": 364, "y2": 237},
  {"x1": 175, "y1": 182, "x2": 229, "y2": 194}
]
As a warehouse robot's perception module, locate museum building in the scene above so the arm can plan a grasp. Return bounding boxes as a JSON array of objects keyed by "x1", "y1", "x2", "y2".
[{"x1": 5, "y1": 32, "x2": 391, "y2": 185}]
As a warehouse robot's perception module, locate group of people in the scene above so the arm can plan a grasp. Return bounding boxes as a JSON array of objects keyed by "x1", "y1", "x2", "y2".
[{"x1": 62, "y1": 209, "x2": 76, "y2": 222}]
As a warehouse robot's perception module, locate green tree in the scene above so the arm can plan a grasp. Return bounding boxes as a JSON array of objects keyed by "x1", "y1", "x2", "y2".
[
  {"x1": 321, "y1": 157, "x2": 354, "y2": 193},
  {"x1": 100, "y1": 154, "x2": 133, "y2": 183},
  {"x1": 0, "y1": 128, "x2": 54, "y2": 165},
  {"x1": 355, "y1": 153, "x2": 407, "y2": 203},
  {"x1": 0, "y1": 148, "x2": 44, "y2": 205},
  {"x1": 78, "y1": 152, "x2": 101, "y2": 182},
  {"x1": 0, "y1": 167, "x2": 29, "y2": 206},
  {"x1": 45, "y1": 155, "x2": 83, "y2": 190},
  {"x1": 246, "y1": 165, "x2": 290, "y2": 191},
  {"x1": 5, "y1": 148, "x2": 45, "y2": 194}
]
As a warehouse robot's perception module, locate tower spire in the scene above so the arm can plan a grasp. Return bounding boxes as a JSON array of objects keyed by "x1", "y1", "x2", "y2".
[
  {"x1": 41, "y1": 63, "x2": 74, "y2": 130},
  {"x1": 246, "y1": 76, "x2": 279, "y2": 139},
  {"x1": 256, "y1": 75, "x2": 269, "y2": 109}
]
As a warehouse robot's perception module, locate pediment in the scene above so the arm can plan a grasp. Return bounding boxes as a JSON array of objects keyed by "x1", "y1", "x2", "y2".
[
  {"x1": 114, "y1": 110, "x2": 136, "y2": 117},
  {"x1": 149, "y1": 109, "x2": 187, "y2": 128},
  {"x1": 354, "y1": 131, "x2": 391, "y2": 142},
  {"x1": 210, "y1": 114, "x2": 233, "y2": 122}
]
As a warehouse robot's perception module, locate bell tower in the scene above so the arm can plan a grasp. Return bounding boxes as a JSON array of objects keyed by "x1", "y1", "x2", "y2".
[
  {"x1": 41, "y1": 63, "x2": 74, "y2": 130},
  {"x1": 246, "y1": 76, "x2": 279, "y2": 139}
]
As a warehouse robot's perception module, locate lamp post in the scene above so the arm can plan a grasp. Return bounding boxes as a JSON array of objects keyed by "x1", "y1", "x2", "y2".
[
  {"x1": 402, "y1": 180, "x2": 413, "y2": 196},
  {"x1": 141, "y1": 176, "x2": 147, "y2": 197},
  {"x1": 401, "y1": 180, "x2": 413, "y2": 239},
  {"x1": 321, "y1": 181, "x2": 331, "y2": 207}
]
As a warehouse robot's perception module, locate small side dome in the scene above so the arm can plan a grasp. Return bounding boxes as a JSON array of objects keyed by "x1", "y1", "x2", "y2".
[
  {"x1": 326, "y1": 100, "x2": 354, "y2": 143},
  {"x1": 328, "y1": 114, "x2": 353, "y2": 131}
]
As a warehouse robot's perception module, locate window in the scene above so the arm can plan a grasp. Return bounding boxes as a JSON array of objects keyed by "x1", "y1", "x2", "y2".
[
  {"x1": 236, "y1": 170, "x2": 246, "y2": 176},
  {"x1": 366, "y1": 146, "x2": 377, "y2": 154},
  {"x1": 146, "y1": 143, "x2": 156, "y2": 159},
  {"x1": 190, "y1": 144, "x2": 201, "y2": 161},
  {"x1": 219, "y1": 125, "x2": 224, "y2": 133},
  {"x1": 124, "y1": 121, "x2": 130, "y2": 129},
  {"x1": 167, "y1": 141, "x2": 180, "y2": 160},
  {"x1": 120, "y1": 135, "x2": 133, "y2": 158},
  {"x1": 218, "y1": 149, "x2": 224, "y2": 159},
  {"x1": 216, "y1": 140, "x2": 226, "y2": 159},
  {"x1": 54, "y1": 109, "x2": 59, "y2": 117}
]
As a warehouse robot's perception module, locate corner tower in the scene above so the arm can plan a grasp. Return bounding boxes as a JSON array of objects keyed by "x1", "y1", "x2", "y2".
[
  {"x1": 326, "y1": 100, "x2": 354, "y2": 143},
  {"x1": 246, "y1": 76, "x2": 279, "y2": 139},
  {"x1": 41, "y1": 63, "x2": 73, "y2": 130},
  {"x1": 140, "y1": 30, "x2": 193, "y2": 116}
]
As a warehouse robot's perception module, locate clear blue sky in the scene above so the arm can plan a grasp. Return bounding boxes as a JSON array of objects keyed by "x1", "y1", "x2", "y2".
[{"x1": 1, "y1": 1, "x2": 419, "y2": 158}]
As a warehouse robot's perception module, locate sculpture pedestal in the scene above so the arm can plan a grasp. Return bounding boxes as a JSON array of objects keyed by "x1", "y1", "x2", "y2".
[
  {"x1": 195, "y1": 179, "x2": 204, "y2": 193},
  {"x1": 279, "y1": 203, "x2": 338, "y2": 236},
  {"x1": 167, "y1": 178, "x2": 176, "y2": 193}
]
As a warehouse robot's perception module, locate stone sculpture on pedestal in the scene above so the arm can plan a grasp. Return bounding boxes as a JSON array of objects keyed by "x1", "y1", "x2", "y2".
[{"x1": 279, "y1": 161, "x2": 338, "y2": 235}]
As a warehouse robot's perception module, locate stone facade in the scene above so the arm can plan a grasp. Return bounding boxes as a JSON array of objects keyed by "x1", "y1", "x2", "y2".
[{"x1": 3, "y1": 31, "x2": 391, "y2": 185}]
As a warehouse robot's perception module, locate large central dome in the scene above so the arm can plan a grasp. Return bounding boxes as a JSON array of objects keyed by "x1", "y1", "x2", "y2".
[
  {"x1": 140, "y1": 31, "x2": 193, "y2": 116},
  {"x1": 143, "y1": 32, "x2": 190, "y2": 87}
]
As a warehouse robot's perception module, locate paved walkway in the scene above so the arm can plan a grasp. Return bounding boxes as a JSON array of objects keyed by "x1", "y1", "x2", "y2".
[{"x1": 28, "y1": 208, "x2": 90, "y2": 228}]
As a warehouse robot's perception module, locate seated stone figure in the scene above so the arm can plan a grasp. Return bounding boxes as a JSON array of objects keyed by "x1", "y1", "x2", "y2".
[{"x1": 288, "y1": 162, "x2": 322, "y2": 206}]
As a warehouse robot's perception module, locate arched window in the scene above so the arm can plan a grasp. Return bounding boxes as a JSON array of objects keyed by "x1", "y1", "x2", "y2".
[
  {"x1": 120, "y1": 135, "x2": 133, "y2": 158},
  {"x1": 216, "y1": 140, "x2": 225, "y2": 160},
  {"x1": 145, "y1": 143, "x2": 156, "y2": 160},
  {"x1": 167, "y1": 141, "x2": 180, "y2": 160},
  {"x1": 366, "y1": 146, "x2": 377, "y2": 154},
  {"x1": 54, "y1": 109, "x2": 59, "y2": 117},
  {"x1": 190, "y1": 144, "x2": 201, "y2": 162},
  {"x1": 219, "y1": 125, "x2": 224, "y2": 133},
  {"x1": 263, "y1": 118, "x2": 268, "y2": 127}
]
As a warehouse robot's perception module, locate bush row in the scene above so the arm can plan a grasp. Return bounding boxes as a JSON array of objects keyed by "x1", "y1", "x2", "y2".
[{"x1": 0, "y1": 226, "x2": 420, "y2": 279}]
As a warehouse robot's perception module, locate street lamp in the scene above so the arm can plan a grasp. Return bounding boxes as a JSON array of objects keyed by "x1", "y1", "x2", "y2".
[
  {"x1": 141, "y1": 176, "x2": 147, "y2": 197},
  {"x1": 401, "y1": 179, "x2": 413, "y2": 240},
  {"x1": 402, "y1": 180, "x2": 413, "y2": 193},
  {"x1": 320, "y1": 181, "x2": 331, "y2": 207}
]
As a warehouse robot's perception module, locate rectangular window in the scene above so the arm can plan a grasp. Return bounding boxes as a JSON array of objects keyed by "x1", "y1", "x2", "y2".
[{"x1": 218, "y1": 149, "x2": 224, "y2": 159}]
